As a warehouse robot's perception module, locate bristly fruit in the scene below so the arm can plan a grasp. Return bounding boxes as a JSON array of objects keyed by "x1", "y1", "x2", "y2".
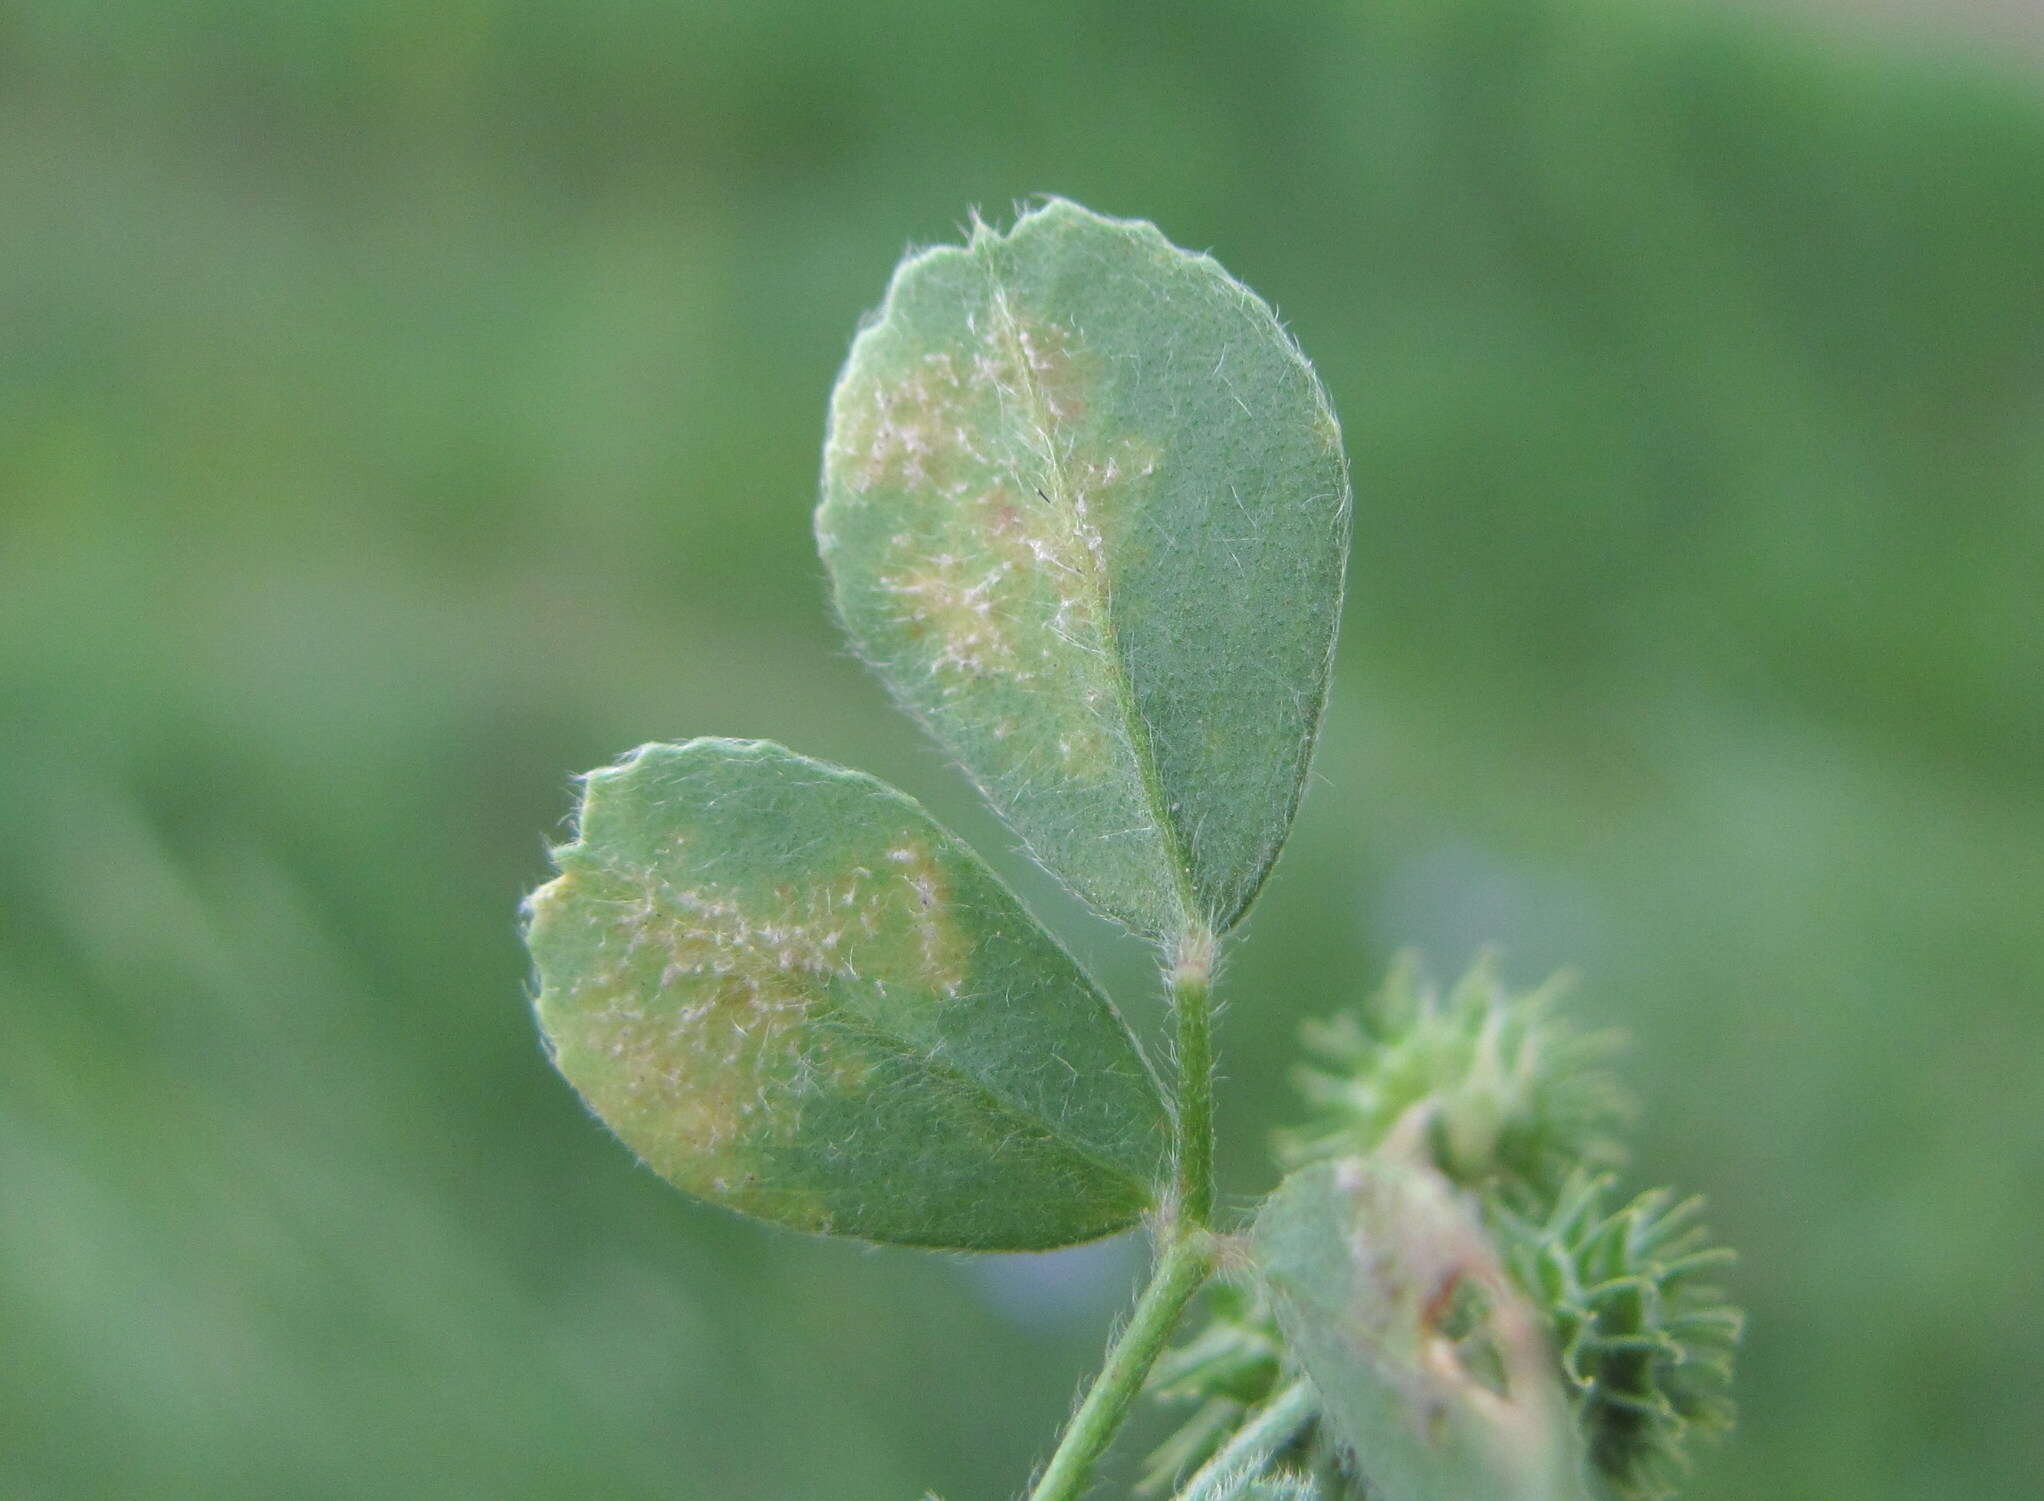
[
  {"x1": 1146, "y1": 956, "x2": 1739, "y2": 1500},
  {"x1": 1488, "y1": 1173, "x2": 1742, "y2": 1499},
  {"x1": 1276, "y1": 951, "x2": 1632, "y2": 1195}
]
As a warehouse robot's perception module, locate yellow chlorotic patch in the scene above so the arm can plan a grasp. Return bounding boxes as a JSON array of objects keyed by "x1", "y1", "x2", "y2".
[
  {"x1": 825, "y1": 299, "x2": 1159, "y2": 777},
  {"x1": 536, "y1": 834, "x2": 972, "y2": 1188}
]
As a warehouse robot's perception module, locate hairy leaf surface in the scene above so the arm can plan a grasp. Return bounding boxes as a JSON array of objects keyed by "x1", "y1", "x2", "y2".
[
  {"x1": 818, "y1": 198, "x2": 1350, "y2": 941},
  {"x1": 1252, "y1": 1156, "x2": 1592, "y2": 1501},
  {"x1": 526, "y1": 739, "x2": 1168, "y2": 1248}
]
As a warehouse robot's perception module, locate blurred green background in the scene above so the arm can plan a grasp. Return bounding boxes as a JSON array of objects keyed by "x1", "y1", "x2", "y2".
[{"x1": 4, "y1": 1, "x2": 2041, "y2": 1496}]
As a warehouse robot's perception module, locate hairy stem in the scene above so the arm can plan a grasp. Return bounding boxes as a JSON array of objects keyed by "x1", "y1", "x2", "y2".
[
  {"x1": 1026, "y1": 930, "x2": 1224, "y2": 1499},
  {"x1": 1173, "y1": 1378, "x2": 1317, "y2": 1500},
  {"x1": 1172, "y1": 929, "x2": 1217, "y2": 1228},
  {"x1": 1027, "y1": 1230, "x2": 1217, "y2": 1501}
]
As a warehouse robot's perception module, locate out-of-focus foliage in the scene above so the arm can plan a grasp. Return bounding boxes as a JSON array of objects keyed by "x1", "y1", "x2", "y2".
[{"x1": 2, "y1": 2, "x2": 2040, "y2": 1498}]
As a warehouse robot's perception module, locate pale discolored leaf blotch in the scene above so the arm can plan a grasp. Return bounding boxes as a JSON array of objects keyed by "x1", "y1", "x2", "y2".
[
  {"x1": 818, "y1": 198, "x2": 1350, "y2": 943},
  {"x1": 1251, "y1": 1155, "x2": 1594, "y2": 1501},
  {"x1": 525, "y1": 738, "x2": 1169, "y2": 1249}
]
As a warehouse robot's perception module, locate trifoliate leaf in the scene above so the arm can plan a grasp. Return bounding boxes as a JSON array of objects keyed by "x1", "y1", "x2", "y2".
[
  {"x1": 525, "y1": 739, "x2": 1168, "y2": 1249},
  {"x1": 818, "y1": 198, "x2": 1350, "y2": 942},
  {"x1": 1252, "y1": 1156, "x2": 1595, "y2": 1501}
]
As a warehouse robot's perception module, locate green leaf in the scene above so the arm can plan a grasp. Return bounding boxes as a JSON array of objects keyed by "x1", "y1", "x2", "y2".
[
  {"x1": 817, "y1": 198, "x2": 1350, "y2": 942},
  {"x1": 525, "y1": 738, "x2": 1169, "y2": 1249},
  {"x1": 1251, "y1": 1156, "x2": 1594, "y2": 1501}
]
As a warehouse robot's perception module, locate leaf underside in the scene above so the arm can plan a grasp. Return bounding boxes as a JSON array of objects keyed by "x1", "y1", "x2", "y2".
[
  {"x1": 818, "y1": 198, "x2": 1350, "y2": 941},
  {"x1": 1253, "y1": 1157, "x2": 1594, "y2": 1501},
  {"x1": 526, "y1": 738, "x2": 1169, "y2": 1249}
]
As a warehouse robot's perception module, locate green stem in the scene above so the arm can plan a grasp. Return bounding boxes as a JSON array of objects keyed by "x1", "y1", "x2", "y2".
[
  {"x1": 1027, "y1": 1230, "x2": 1217, "y2": 1501},
  {"x1": 1173, "y1": 1378, "x2": 1316, "y2": 1500},
  {"x1": 1024, "y1": 930, "x2": 1224, "y2": 1499},
  {"x1": 1172, "y1": 931, "x2": 1217, "y2": 1228}
]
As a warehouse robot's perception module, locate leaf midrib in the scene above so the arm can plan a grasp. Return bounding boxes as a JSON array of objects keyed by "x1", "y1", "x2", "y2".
[
  {"x1": 810, "y1": 983, "x2": 1162, "y2": 1203},
  {"x1": 982, "y1": 265, "x2": 1202, "y2": 942}
]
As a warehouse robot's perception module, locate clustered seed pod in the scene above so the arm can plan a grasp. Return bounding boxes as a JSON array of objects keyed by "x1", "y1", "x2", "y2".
[
  {"x1": 1276, "y1": 951, "x2": 1633, "y2": 1194},
  {"x1": 1489, "y1": 1173, "x2": 1742, "y2": 1498},
  {"x1": 1143, "y1": 955, "x2": 1742, "y2": 1500}
]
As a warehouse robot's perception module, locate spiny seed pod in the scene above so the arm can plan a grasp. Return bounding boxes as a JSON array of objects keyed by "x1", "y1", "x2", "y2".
[
  {"x1": 1487, "y1": 1172, "x2": 1742, "y2": 1499},
  {"x1": 1276, "y1": 951, "x2": 1632, "y2": 1196},
  {"x1": 1150, "y1": 957, "x2": 1739, "y2": 1499}
]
